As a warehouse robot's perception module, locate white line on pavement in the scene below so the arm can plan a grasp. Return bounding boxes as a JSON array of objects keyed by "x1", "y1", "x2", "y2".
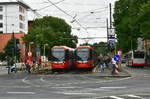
[
  {"x1": 7, "y1": 91, "x2": 35, "y2": 94},
  {"x1": 0, "y1": 85, "x2": 31, "y2": 88},
  {"x1": 51, "y1": 86, "x2": 78, "y2": 89},
  {"x1": 63, "y1": 92, "x2": 95, "y2": 95},
  {"x1": 127, "y1": 94, "x2": 142, "y2": 98},
  {"x1": 109, "y1": 96, "x2": 124, "y2": 99},
  {"x1": 100, "y1": 86, "x2": 127, "y2": 89}
]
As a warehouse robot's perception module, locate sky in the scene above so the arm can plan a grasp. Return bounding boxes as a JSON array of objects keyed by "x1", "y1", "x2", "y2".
[{"x1": 1, "y1": 0, "x2": 117, "y2": 45}]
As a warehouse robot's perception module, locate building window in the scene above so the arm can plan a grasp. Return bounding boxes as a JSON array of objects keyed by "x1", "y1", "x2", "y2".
[
  {"x1": 0, "y1": 15, "x2": 3, "y2": 20},
  {"x1": 19, "y1": 6, "x2": 25, "y2": 13},
  {"x1": 19, "y1": 15, "x2": 25, "y2": 21},
  {"x1": 0, "y1": 31, "x2": 3, "y2": 34},
  {"x1": 0, "y1": 23, "x2": 3, "y2": 27},
  {"x1": 0, "y1": 6, "x2": 3, "y2": 11},
  {"x1": 20, "y1": 22, "x2": 24, "y2": 29}
]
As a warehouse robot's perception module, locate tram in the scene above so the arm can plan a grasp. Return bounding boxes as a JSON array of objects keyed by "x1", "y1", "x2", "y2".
[
  {"x1": 126, "y1": 50, "x2": 146, "y2": 67},
  {"x1": 74, "y1": 46, "x2": 96, "y2": 70},
  {"x1": 51, "y1": 46, "x2": 74, "y2": 70}
]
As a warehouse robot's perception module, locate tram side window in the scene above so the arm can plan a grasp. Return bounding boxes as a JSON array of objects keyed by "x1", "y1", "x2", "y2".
[
  {"x1": 134, "y1": 53, "x2": 144, "y2": 58},
  {"x1": 126, "y1": 53, "x2": 132, "y2": 59}
]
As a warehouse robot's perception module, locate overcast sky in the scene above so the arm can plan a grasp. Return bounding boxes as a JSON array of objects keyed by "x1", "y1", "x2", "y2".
[{"x1": 1, "y1": 0, "x2": 117, "y2": 44}]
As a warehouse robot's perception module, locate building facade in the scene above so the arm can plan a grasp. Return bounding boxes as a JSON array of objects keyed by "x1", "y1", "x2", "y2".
[
  {"x1": 0, "y1": 1, "x2": 31, "y2": 61},
  {"x1": 0, "y1": 1, "x2": 30, "y2": 34}
]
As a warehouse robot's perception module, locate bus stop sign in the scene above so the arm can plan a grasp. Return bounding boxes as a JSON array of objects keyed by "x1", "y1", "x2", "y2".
[{"x1": 114, "y1": 54, "x2": 120, "y2": 62}]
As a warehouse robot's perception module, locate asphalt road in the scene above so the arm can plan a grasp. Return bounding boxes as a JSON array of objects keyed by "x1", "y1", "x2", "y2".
[{"x1": 0, "y1": 65, "x2": 150, "y2": 99}]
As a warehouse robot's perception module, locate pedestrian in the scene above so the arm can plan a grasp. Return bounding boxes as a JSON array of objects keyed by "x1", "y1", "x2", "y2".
[
  {"x1": 26, "y1": 60, "x2": 32, "y2": 74},
  {"x1": 111, "y1": 57, "x2": 117, "y2": 75},
  {"x1": 21, "y1": 62, "x2": 25, "y2": 72},
  {"x1": 97, "y1": 56, "x2": 105, "y2": 72}
]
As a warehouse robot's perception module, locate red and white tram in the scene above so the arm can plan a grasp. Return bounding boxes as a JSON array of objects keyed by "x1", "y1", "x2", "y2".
[
  {"x1": 51, "y1": 46, "x2": 74, "y2": 70},
  {"x1": 74, "y1": 46, "x2": 96, "y2": 70},
  {"x1": 126, "y1": 50, "x2": 146, "y2": 67}
]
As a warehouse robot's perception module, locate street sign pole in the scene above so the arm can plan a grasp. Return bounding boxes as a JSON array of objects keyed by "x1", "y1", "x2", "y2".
[{"x1": 118, "y1": 49, "x2": 122, "y2": 71}]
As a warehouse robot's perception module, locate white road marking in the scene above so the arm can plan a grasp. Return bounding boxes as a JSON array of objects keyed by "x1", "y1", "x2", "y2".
[
  {"x1": 51, "y1": 86, "x2": 78, "y2": 89},
  {"x1": 22, "y1": 76, "x2": 41, "y2": 87},
  {"x1": 109, "y1": 96, "x2": 124, "y2": 99},
  {"x1": 7, "y1": 91, "x2": 35, "y2": 94},
  {"x1": 127, "y1": 94, "x2": 142, "y2": 98},
  {"x1": 63, "y1": 92, "x2": 95, "y2": 95},
  {"x1": 100, "y1": 86, "x2": 127, "y2": 89},
  {"x1": 22, "y1": 76, "x2": 30, "y2": 85},
  {"x1": 0, "y1": 86, "x2": 31, "y2": 88}
]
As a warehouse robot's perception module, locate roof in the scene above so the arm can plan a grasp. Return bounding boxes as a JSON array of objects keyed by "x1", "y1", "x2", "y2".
[
  {"x1": 76, "y1": 46, "x2": 93, "y2": 49},
  {"x1": 0, "y1": 1, "x2": 30, "y2": 9},
  {"x1": 52, "y1": 46, "x2": 74, "y2": 51},
  {"x1": 0, "y1": 33, "x2": 25, "y2": 52}
]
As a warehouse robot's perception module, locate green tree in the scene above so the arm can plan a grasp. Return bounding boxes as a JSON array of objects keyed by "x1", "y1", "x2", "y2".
[
  {"x1": 138, "y1": 4, "x2": 150, "y2": 39},
  {"x1": 113, "y1": 0, "x2": 149, "y2": 53},
  {"x1": 4, "y1": 38, "x2": 20, "y2": 60},
  {"x1": 92, "y1": 42, "x2": 108, "y2": 56},
  {"x1": 24, "y1": 16, "x2": 78, "y2": 55},
  {"x1": 0, "y1": 53, "x2": 6, "y2": 61},
  {"x1": 80, "y1": 42, "x2": 109, "y2": 56}
]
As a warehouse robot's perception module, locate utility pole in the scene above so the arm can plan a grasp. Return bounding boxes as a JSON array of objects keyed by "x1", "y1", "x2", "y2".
[
  {"x1": 109, "y1": 3, "x2": 112, "y2": 29},
  {"x1": 106, "y1": 18, "x2": 109, "y2": 43},
  {"x1": 12, "y1": 24, "x2": 17, "y2": 72}
]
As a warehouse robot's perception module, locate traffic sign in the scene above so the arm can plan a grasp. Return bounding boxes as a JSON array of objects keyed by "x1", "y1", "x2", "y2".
[
  {"x1": 28, "y1": 52, "x2": 32, "y2": 56},
  {"x1": 114, "y1": 54, "x2": 120, "y2": 62}
]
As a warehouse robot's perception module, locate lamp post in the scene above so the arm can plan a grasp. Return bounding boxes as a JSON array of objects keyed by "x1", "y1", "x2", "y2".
[
  {"x1": 28, "y1": 42, "x2": 34, "y2": 61},
  {"x1": 43, "y1": 44, "x2": 48, "y2": 62},
  {"x1": 29, "y1": 42, "x2": 34, "y2": 52}
]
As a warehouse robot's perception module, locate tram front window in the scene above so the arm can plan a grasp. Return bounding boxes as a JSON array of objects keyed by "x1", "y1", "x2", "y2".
[
  {"x1": 77, "y1": 48, "x2": 89, "y2": 61},
  {"x1": 52, "y1": 48, "x2": 65, "y2": 61}
]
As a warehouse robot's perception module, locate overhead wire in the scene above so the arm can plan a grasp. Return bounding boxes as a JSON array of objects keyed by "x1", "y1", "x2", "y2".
[
  {"x1": 46, "y1": 0, "x2": 90, "y2": 35},
  {"x1": 78, "y1": 6, "x2": 108, "y2": 14},
  {"x1": 44, "y1": 0, "x2": 109, "y2": 43},
  {"x1": 37, "y1": 0, "x2": 65, "y2": 11}
]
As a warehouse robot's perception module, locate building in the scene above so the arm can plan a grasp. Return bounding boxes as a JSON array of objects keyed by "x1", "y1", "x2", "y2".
[
  {"x1": 0, "y1": 1, "x2": 31, "y2": 61},
  {"x1": 0, "y1": 1, "x2": 30, "y2": 34},
  {"x1": 0, "y1": 33, "x2": 25, "y2": 61}
]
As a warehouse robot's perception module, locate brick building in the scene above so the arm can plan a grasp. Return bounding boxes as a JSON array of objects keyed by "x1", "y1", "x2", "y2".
[{"x1": 0, "y1": 33, "x2": 25, "y2": 61}]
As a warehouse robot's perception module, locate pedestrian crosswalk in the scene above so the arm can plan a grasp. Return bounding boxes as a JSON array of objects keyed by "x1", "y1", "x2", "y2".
[{"x1": 96, "y1": 94, "x2": 150, "y2": 99}]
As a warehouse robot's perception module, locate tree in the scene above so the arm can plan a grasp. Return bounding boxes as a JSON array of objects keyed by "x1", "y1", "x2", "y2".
[
  {"x1": 92, "y1": 42, "x2": 109, "y2": 56},
  {"x1": 4, "y1": 38, "x2": 20, "y2": 60},
  {"x1": 24, "y1": 16, "x2": 78, "y2": 55},
  {"x1": 113, "y1": 0, "x2": 149, "y2": 53},
  {"x1": 138, "y1": 4, "x2": 150, "y2": 39},
  {"x1": 0, "y1": 53, "x2": 6, "y2": 61}
]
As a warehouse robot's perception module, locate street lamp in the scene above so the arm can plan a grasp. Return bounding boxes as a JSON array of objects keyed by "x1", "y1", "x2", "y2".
[
  {"x1": 28, "y1": 42, "x2": 34, "y2": 61},
  {"x1": 29, "y1": 42, "x2": 34, "y2": 53},
  {"x1": 43, "y1": 43, "x2": 48, "y2": 62}
]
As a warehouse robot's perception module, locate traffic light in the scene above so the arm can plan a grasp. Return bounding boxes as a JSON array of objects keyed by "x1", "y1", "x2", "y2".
[
  {"x1": 107, "y1": 43, "x2": 115, "y2": 52},
  {"x1": 15, "y1": 38, "x2": 20, "y2": 57}
]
